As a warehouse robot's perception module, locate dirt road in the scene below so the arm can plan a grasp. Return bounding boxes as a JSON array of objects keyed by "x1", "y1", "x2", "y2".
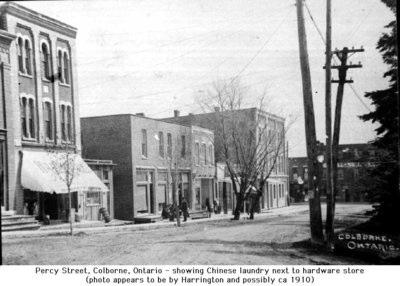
[{"x1": 2, "y1": 203, "x2": 372, "y2": 265}]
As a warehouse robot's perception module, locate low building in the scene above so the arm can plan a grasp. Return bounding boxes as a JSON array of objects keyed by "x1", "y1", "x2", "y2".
[
  {"x1": 289, "y1": 143, "x2": 379, "y2": 202},
  {"x1": 81, "y1": 114, "x2": 215, "y2": 220},
  {"x1": 162, "y1": 108, "x2": 289, "y2": 212},
  {"x1": 84, "y1": 159, "x2": 115, "y2": 220}
]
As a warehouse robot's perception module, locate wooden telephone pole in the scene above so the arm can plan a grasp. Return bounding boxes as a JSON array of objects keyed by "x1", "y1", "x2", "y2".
[
  {"x1": 296, "y1": 0, "x2": 324, "y2": 243},
  {"x1": 326, "y1": 46, "x2": 364, "y2": 244}
]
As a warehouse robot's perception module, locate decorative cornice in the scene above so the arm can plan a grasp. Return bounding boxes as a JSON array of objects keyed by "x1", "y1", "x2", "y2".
[
  {"x1": 0, "y1": 29, "x2": 16, "y2": 46},
  {"x1": 0, "y1": 2, "x2": 77, "y2": 39}
]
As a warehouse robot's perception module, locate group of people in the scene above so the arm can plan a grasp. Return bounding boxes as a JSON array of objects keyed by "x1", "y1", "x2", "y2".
[{"x1": 161, "y1": 197, "x2": 219, "y2": 222}]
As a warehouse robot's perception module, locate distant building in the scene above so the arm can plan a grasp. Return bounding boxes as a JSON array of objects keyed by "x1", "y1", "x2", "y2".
[
  {"x1": 289, "y1": 143, "x2": 379, "y2": 202},
  {"x1": 81, "y1": 114, "x2": 215, "y2": 220},
  {"x1": 0, "y1": 2, "x2": 109, "y2": 221},
  {"x1": 162, "y1": 107, "x2": 289, "y2": 212}
]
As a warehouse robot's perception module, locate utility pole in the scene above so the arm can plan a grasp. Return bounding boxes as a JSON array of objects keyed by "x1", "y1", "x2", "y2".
[
  {"x1": 296, "y1": 0, "x2": 324, "y2": 243},
  {"x1": 327, "y1": 46, "x2": 364, "y2": 245},
  {"x1": 325, "y1": 0, "x2": 334, "y2": 249}
]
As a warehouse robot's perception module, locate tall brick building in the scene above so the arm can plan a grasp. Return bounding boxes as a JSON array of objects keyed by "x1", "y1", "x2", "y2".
[
  {"x1": 162, "y1": 108, "x2": 289, "y2": 212},
  {"x1": 289, "y1": 143, "x2": 378, "y2": 202},
  {"x1": 81, "y1": 114, "x2": 215, "y2": 220},
  {"x1": 0, "y1": 2, "x2": 108, "y2": 220}
]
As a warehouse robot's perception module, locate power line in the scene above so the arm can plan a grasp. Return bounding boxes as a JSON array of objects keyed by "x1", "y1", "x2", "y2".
[
  {"x1": 303, "y1": 0, "x2": 371, "y2": 113},
  {"x1": 230, "y1": 6, "x2": 292, "y2": 83}
]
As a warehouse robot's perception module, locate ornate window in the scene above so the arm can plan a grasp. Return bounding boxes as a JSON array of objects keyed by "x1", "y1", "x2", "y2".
[
  {"x1": 24, "y1": 39, "x2": 32, "y2": 75},
  {"x1": 20, "y1": 95, "x2": 36, "y2": 139},
  {"x1": 60, "y1": 103, "x2": 73, "y2": 142},
  {"x1": 43, "y1": 101, "x2": 53, "y2": 140},
  {"x1": 17, "y1": 37, "x2": 24, "y2": 73},
  {"x1": 41, "y1": 42, "x2": 51, "y2": 80},
  {"x1": 64, "y1": 52, "x2": 70, "y2": 84}
]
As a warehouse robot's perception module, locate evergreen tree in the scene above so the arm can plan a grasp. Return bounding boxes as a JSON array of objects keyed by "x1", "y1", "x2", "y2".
[{"x1": 360, "y1": 0, "x2": 399, "y2": 234}]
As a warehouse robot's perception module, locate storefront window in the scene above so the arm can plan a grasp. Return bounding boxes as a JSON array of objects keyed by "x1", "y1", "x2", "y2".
[{"x1": 86, "y1": 192, "x2": 101, "y2": 205}]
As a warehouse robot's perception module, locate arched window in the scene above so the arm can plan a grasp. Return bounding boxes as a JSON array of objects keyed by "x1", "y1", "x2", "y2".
[
  {"x1": 63, "y1": 52, "x2": 70, "y2": 84},
  {"x1": 43, "y1": 101, "x2": 53, "y2": 140},
  {"x1": 28, "y1": 98, "x2": 35, "y2": 138},
  {"x1": 17, "y1": 37, "x2": 24, "y2": 73},
  {"x1": 20, "y1": 97, "x2": 27, "y2": 137},
  {"x1": 60, "y1": 104, "x2": 66, "y2": 141},
  {"x1": 24, "y1": 39, "x2": 31, "y2": 75},
  {"x1": 67, "y1": 106, "x2": 72, "y2": 141},
  {"x1": 57, "y1": 50, "x2": 63, "y2": 82},
  {"x1": 41, "y1": 43, "x2": 51, "y2": 80}
]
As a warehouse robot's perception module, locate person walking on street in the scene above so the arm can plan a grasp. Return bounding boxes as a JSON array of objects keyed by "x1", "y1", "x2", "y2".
[{"x1": 181, "y1": 197, "x2": 189, "y2": 222}]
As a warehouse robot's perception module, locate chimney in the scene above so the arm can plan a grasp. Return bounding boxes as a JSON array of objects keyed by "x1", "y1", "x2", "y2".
[
  {"x1": 174, "y1": 110, "x2": 180, "y2": 118},
  {"x1": 214, "y1": 106, "x2": 220, "y2": 112},
  {"x1": 135, "y1": 113, "x2": 145, "y2": 117}
]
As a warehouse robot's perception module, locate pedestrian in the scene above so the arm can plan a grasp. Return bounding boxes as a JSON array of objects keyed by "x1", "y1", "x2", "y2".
[
  {"x1": 181, "y1": 197, "x2": 189, "y2": 222},
  {"x1": 205, "y1": 197, "x2": 212, "y2": 218}
]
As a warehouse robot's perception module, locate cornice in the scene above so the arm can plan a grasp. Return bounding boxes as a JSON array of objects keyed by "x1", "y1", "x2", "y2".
[
  {"x1": 0, "y1": 29, "x2": 16, "y2": 46},
  {"x1": 0, "y1": 2, "x2": 77, "y2": 39}
]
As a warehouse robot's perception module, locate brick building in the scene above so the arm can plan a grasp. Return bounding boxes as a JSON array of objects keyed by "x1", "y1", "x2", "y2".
[
  {"x1": 289, "y1": 143, "x2": 378, "y2": 202},
  {"x1": 162, "y1": 108, "x2": 289, "y2": 212},
  {"x1": 0, "y1": 2, "x2": 109, "y2": 221},
  {"x1": 0, "y1": 29, "x2": 15, "y2": 211},
  {"x1": 81, "y1": 114, "x2": 215, "y2": 220}
]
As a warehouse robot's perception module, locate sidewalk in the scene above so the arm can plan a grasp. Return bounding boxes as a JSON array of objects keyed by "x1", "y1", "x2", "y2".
[{"x1": 1, "y1": 204, "x2": 313, "y2": 239}]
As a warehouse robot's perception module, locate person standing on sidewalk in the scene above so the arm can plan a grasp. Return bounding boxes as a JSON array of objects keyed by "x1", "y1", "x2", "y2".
[
  {"x1": 205, "y1": 198, "x2": 212, "y2": 218},
  {"x1": 181, "y1": 197, "x2": 189, "y2": 222}
]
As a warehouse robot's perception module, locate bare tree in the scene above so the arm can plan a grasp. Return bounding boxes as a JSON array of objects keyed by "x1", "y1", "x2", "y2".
[
  {"x1": 48, "y1": 142, "x2": 83, "y2": 235},
  {"x1": 199, "y1": 79, "x2": 290, "y2": 220}
]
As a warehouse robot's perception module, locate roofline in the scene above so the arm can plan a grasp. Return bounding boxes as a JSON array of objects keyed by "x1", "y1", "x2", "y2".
[
  {"x1": 161, "y1": 107, "x2": 285, "y2": 122},
  {"x1": 0, "y1": 2, "x2": 77, "y2": 38},
  {"x1": 81, "y1": 114, "x2": 214, "y2": 132}
]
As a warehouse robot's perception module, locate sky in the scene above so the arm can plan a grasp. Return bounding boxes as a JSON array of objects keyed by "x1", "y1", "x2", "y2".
[{"x1": 16, "y1": 0, "x2": 395, "y2": 157}]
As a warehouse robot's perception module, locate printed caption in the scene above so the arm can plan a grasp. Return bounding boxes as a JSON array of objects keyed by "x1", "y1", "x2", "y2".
[{"x1": 34, "y1": 266, "x2": 366, "y2": 285}]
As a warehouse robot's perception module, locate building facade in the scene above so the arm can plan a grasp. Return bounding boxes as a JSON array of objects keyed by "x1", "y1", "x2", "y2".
[
  {"x1": 0, "y1": 29, "x2": 15, "y2": 211},
  {"x1": 81, "y1": 114, "x2": 215, "y2": 221},
  {"x1": 289, "y1": 143, "x2": 378, "y2": 202},
  {"x1": 162, "y1": 107, "x2": 289, "y2": 212},
  {"x1": 0, "y1": 2, "x2": 108, "y2": 221}
]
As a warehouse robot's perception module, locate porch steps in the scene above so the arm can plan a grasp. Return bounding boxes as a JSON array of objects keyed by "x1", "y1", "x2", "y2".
[
  {"x1": 189, "y1": 210, "x2": 209, "y2": 220},
  {"x1": 1, "y1": 213, "x2": 40, "y2": 232},
  {"x1": 134, "y1": 214, "x2": 163, "y2": 224}
]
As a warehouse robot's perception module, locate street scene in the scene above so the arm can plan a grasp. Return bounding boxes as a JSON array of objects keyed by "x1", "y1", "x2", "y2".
[
  {"x1": 3, "y1": 203, "x2": 373, "y2": 265},
  {"x1": 0, "y1": 0, "x2": 399, "y2": 268}
]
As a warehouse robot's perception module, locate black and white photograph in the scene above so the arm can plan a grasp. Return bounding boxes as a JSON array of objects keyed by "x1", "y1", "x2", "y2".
[{"x1": 0, "y1": 0, "x2": 399, "y2": 281}]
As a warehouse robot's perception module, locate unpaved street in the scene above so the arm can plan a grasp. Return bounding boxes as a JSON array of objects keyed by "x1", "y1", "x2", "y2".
[{"x1": 2, "y1": 204, "x2": 372, "y2": 265}]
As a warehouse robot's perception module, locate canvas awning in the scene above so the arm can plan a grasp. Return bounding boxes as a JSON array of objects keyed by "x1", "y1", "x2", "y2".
[{"x1": 21, "y1": 151, "x2": 109, "y2": 194}]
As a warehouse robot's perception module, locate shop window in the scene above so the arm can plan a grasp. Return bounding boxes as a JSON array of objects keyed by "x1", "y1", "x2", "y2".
[{"x1": 86, "y1": 192, "x2": 101, "y2": 205}]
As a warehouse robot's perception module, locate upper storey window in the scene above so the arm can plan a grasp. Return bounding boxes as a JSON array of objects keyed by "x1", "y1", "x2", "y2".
[
  {"x1": 41, "y1": 42, "x2": 51, "y2": 80},
  {"x1": 20, "y1": 94, "x2": 36, "y2": 140},
  {"x1": 57, "y1": 48, "x2": 71, "y2": 85},
  {"x1": 17, "y1": 36, "x2": 33, "y2": 76}
]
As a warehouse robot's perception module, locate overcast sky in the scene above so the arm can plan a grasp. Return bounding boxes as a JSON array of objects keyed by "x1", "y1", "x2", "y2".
[{"x1": 17, "y1": 0, "x2": 395, "y2": 156}]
